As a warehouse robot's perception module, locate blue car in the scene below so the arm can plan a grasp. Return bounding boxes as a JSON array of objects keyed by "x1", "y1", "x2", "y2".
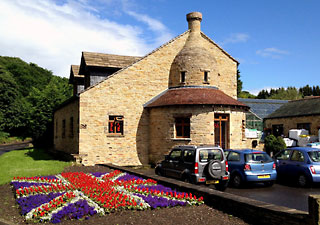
[
  {"x1": 225, "y1": 149, "x2": 277, "y2": 188},
  {"x1": 274, "y1": 147, "x2": 320, "y2": 187}
]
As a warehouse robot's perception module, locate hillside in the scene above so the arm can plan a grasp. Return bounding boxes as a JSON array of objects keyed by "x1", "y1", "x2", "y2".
[{"x1": 0, "y1": 56, "x2": 72, "y2": 145}]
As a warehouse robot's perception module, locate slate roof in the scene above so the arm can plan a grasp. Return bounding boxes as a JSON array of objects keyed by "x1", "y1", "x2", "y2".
[
  {"x1": 69, "y1": 65, "x2": 84, "y2": 84},
  {"x1": 145, "y1": 87, "x2": 249, "y2": 109},
  {"x1": 265, "y1": 97, "x2": 320, "y2": 119},
  {"x1": 238, "y1": 98, "x2": 288, "y2": 119},
  {"x1": 81, "y1": 52, "x2": 142, "y2": 69}
]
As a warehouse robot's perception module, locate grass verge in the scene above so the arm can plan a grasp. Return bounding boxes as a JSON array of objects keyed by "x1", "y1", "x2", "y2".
[{"x1": 0, "y1": 148, "x2": 72, "y2": 185}]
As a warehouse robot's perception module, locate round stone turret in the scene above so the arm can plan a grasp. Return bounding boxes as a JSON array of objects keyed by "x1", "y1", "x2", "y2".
[{"x1": 169, "y1": 12, "x2": 217, "y2": 87}]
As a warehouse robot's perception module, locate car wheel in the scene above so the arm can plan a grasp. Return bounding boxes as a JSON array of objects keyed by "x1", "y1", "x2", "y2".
[
  {"x1": 207, "y1": 160, "x2": 223, "y2": 179},
  {"x1": 231, "y1": 174, "x2": 242, "y2": 188},
  {"x1": 297, "y1": 174, "x2": 309, "y2": 187},
  {"x1": 155, "y1": 167, "x2": 163, "y2": 176},
  {"x1": 182, "y1": 175, "x2": 193, "y2": 184}
]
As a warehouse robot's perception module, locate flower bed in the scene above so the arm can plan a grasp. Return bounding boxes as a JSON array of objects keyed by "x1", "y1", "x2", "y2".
[{"x1": 11, "y1": 170, "x2": 204, "y2": 223}]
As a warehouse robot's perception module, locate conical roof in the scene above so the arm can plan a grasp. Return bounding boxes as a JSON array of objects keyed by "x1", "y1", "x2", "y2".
[{"x1": 169, "y1": 12, "x2": 217, "y2": 87}]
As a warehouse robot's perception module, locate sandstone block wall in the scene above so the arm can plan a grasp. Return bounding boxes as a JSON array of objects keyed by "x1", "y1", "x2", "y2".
[
  {"x1": 54, "y1": 99, "x2": 79, "y2": 154},
  {"x1": 265, "y1": 115, "x2": 320, "y2": 137},
  {"x1": 76, "y1": 31, "x2": 241, "y2": 166},
  {"x1": 149, "y1": 105, "x2": 248, "y2": 164}
]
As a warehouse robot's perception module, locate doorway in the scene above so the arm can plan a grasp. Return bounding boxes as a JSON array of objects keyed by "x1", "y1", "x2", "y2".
[{"x1": 214, "y1": 114, "x2": 229, "y2": 149}]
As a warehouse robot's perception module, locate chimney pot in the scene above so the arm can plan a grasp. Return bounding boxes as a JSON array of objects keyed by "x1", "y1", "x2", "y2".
[{"x1": 186, "y1": 12, "x2": 202, "y2": 32}]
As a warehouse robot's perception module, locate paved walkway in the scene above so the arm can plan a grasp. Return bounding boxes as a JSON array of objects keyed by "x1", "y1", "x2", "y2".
[{"x1": 0, "y1": 141, "x2": 32, "y2": 156}]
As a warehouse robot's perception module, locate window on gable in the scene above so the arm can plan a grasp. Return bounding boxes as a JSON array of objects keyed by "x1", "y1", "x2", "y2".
[
  {"x1": 62, "y1": 119, "x2": 66, "y2": 138},
  {"x1": 70, "y1": 117, "x2": 74, "y2": 138},
  {"x1": 175, "y1": 117, "x2": 190, "y2": 138},
  {"x1": 109, "y1": 115, "x2": 124, "y2": 135},
  {"x1": 204, "y1": 71, "x2": 209, "y2": 83},
  {"x1": 180, "y1": 71, "x2": 186, "y2": 84}
]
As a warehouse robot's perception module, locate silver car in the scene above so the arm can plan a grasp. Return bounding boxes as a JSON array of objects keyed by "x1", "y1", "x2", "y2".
[{"x1": 155, "y1": 145, "x2": 230, "y2": 191}]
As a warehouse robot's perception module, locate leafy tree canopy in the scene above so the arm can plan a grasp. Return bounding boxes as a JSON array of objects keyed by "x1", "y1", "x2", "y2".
[{"x1": 0, "y1": 56, "x2": 72, "y2": 145}]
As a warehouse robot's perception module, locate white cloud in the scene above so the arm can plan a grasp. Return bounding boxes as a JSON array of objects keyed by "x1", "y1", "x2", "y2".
[
  {"x1": 220, "y1": 33, "x2": 250, "y2": 45},
  {"x1": 256, "y1": 47, "x2": 289, "y2": 59},
  {"x1": 0, "y1": 0, "x2": 173, "y2": 77}
]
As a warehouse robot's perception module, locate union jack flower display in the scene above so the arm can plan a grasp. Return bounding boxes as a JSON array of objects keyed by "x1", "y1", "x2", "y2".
[{"x1": 11, "y1": 170, "x2": 204, "y2": 223}]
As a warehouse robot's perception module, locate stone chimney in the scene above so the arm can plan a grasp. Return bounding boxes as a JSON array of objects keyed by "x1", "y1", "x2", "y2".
[{"x1": 187, "y1": 12, "x2": 202, "y2": 33}]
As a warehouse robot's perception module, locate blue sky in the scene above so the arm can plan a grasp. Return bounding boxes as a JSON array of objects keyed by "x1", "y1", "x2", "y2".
[{"x1": 0, "y1": 0, "x2": 319, "y2": 95}]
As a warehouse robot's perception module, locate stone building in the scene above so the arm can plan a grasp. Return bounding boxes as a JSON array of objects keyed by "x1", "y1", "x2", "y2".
[
  {"x1": 264, "y1": 97, "x2": 320, "y2": 137},
  {"x1": 54, "y1": 12, "x2": 252, "y2": 166}
]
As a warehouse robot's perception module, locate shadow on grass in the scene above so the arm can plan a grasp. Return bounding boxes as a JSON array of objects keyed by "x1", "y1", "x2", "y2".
[{"x1": 25, "y1": 148, "x2": 72, "y2": 162}]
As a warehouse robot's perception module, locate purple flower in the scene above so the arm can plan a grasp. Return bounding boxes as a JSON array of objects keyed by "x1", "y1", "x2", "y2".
[
  {"x1": 50, "y1": 199, "x2": 96, "y2": 223},
  {"x1": 134, "y1": 194, "x2": 186, "y2": 209},
  {"x1": 91, "y1": 172, "x2": 106, "y2": 177},
  {"x1": 116, "y1": 174, "x2": 142, "y2": 181},
  {"x1": 16, "y1": 192, "x2": 64, "y2": 215},
  {"x1": 11, "y1": 182, "x2": 50, "y2": 190}
]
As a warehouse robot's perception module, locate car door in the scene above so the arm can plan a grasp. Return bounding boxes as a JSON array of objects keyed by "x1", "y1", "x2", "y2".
[
  {"x1": 287, "y1": 150, "x2": 306, "y2": 178},
  {"x1": 227, "y1": 151, "x2": 242, "y2": 175},
  {"x1": 275, "y1": 149, "x2": 292, "y2": 177},
  {"x1": 162, "y1": 148, "x2": 182, "y2": 178}
]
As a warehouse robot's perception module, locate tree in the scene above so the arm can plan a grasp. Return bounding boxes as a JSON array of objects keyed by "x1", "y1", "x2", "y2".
[
  {"x1": 265, "y1": 135, "x2": 286, "y2": 156},
  {"x1": 237, "y1": 69, "x2": 243, "y2": 97},
  {"x1": 27, "y1": 76, "x2": 72, "y2": 145}
]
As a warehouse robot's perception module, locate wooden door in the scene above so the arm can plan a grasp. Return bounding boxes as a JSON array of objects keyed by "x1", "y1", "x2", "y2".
[{"x1": 214, "y1": 114, "x2": 229, "y2": 149}]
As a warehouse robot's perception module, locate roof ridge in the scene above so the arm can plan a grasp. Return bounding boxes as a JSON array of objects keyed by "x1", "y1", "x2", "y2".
[
  {"x1": 82, "y1": 51, "x2": 142, "y2": 58},
  {"x1": 79, "y1": 30, "x2": 190, "y2": 94}
]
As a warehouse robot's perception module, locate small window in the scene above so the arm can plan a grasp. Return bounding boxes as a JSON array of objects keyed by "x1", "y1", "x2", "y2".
[
  {"x1": 291, "y1": 150, "x2": 305, "y2": 162},
  {"x1": 175, "y1": 117, "x2": 190, "y2": 138},
  {"x1": 276, "y1": 150, "x2": 291, "y2": 160},
  {"x1": 204, "y1": 71, "x2": 209, "y2": 83},
  {"x1": 55, "y1": 120, "x2": 58, "y2": 138},
  {"x1": 180, "y1": 71, "x2": 186, "y2": 83},
  {"x1": 297, "y1": 123, "x2": 311, "y2": 134},
  {"x1": 183, "y1": 150, "x2": 195, "y2": 163},
  {"x1": 199, "y1": 149, "x2": 222, "y2": 162},
  {"x1": 70, "y1": 117, "x2": 74, "y2": 138},
  {"x1": 109, "y1": 115, "x2": 124, "y2": 135},
  {"x1": 169, "y1": 149, "x2": 182, "y2": 161},
  {"x1": 62, "y1": 119, "x2": 66, "y2": 138},
  {"x1": 227, "y1": 152, "x2": 240, "y2": 161}
]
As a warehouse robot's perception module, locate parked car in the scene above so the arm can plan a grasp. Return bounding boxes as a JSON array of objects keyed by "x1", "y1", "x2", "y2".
[
  {"x1": 225, "y1": 149, "x2": 277, "y2": 188},
  {"x1": 274, "y1": 147, "x2": 320, "y2": 187},
  {"x1": 155, "y1": 145, "x2": 230, "y2": 191}
]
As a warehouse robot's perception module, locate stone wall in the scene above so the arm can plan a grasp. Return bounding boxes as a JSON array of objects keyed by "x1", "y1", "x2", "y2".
[
  {"x1": 202, "y1": 34, "x2": 238, "y2": 99},
  {"x1": 77, "y1": 30, "x2": 241, "y2": 166},
  {"x1": 148, "y1": 105, "x2": 248, "y2": 164},
  {"x1": 265, "y1": 115, "x2": 320, "y2": 137},
  {"x1": 54, "y1": 98, "x2": 79, "y2": 154}
]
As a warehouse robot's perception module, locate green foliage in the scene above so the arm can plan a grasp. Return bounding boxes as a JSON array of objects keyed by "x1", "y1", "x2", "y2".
[
  {"x1": 237, "y1": 69, "x2": 243, "y2": 97},
  {"x1": 265, "y1": 135, "x2": 286, "y2": 155},
  {"x1": 257, "y1": 85, "x2": 319, "y2": 100},
  {"x1": 0, "y1": 56, "x2": 72, "y2": 145},
  {"x1": 0, "y1": 131, "x2": 10, "y2": 143},
  {"x1": 238, "y1": 91, "x2": 256, "y2": 99},
  {"x1": 0, "y1": 148, "x2": 71, "y2": 185}
]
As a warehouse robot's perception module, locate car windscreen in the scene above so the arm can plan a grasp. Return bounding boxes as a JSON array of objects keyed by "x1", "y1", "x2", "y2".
[
  {"x1": 245, "y1": 153, "x2": 273, "y2": 163},
  {"x1": 199, "y1": 149, "x2": 223, "y2": 162},
  {"x1": 308, "y1": 151, "x2": 320, "y2": 162}
]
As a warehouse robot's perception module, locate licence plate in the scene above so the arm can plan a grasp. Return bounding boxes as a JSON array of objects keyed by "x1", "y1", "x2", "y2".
[
  {"x1": 258, "y1": 175, "x2": 270, "y2": 179},
  {"x1": 206, "y1": 180, "x2": 219, "y2": 184}
]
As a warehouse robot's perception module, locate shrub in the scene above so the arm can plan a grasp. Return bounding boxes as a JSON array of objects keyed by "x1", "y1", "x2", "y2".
[
  {"x1": 265, "y1": 134, "x2": 286, "y2": 155},
  {"x1": 0, "y1": 131, "x2": 9, "y2": 144}
]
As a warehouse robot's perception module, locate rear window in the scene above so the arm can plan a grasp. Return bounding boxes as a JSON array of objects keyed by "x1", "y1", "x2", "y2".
[
  {"x1": 308, "y1": 151, "x2": 320, "y2": 162},
  {"x1": 199, "y1": 149, "x2": 223, "y2": 162},
  {"x1": 245, "y1": 153, "x2": 273, "y2": 163}
]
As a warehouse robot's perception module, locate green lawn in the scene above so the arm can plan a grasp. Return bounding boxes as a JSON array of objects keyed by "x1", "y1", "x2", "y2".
[{"x1": 0, "y1": 148, "x2": 72, "y2": 185}]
